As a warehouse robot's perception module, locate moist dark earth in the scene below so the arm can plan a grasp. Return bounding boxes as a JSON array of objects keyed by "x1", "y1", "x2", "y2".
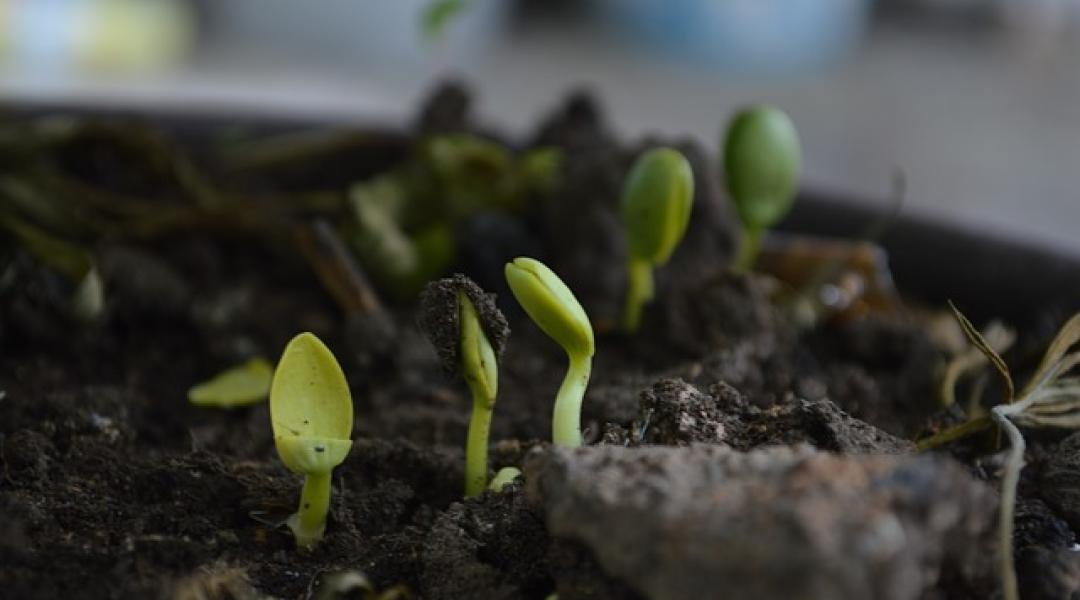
[{"x1": 2, "y1": 84, "x2": 1080, "y2": 599}]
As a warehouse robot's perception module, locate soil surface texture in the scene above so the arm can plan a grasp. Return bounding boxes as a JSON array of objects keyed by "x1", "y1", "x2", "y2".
[{"x1": 2, "y1": 83, "x2": 1078, "y2": 599}]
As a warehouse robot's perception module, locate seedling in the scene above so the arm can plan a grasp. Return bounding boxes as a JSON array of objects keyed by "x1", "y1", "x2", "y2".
[
  {"x1": 722, "y1": 106, "x2": 802, "y2": 273},
  {"x1": 488, "y1": 466, "x2": 522, "y2": 492},
  {"x1": 620, "y1": 147, "x2": 694, "y2": 333},
  {"x1": 504, "y1": 257, "x2": 595, "y2": 447},
  {"x1": 269, "y1": 332, "x2": 354, "y2": 549},
  {"x1": 188, "y1": 357, "x2": 273, "y2": 408},
  {"x1": 0, "y1": 209, "x2": 103, "y2": 323},
  {"x1": 919, "y1": 305, "x2": 1080, "y2": 600},
  {"x1": 345, "y1": 136, "x2": 560, "y2": 299},
  {"x1": 418, "y1": 274, "x2": 509, "y2": 497}
]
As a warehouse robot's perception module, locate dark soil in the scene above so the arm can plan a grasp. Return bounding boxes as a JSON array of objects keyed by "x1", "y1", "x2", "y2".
[{"x1": 1, "y1": 83, "x2": 1077, "y2": 599}]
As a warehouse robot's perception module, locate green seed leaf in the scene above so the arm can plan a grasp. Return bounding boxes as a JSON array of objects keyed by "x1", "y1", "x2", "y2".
[
  {"x1": 274, "y1": 436, "x2": 353, "y2": 475},
  {"x1": 188, "y1": 357, "x2": 274, "y2": 408},
  {"x1": 505, "y1": 257, "x2": 594, "y2": 359},
  {"x1": 270, "y1": 333, "x2": 354, "y2": 474},
  {"x1": 459, "y1": 291, "x2": 498, "y2": 405},
  {"x1": 621, "y1": 147, "x2": 694, "y2": 266},
  {"x1": 723, "y1": 106, "x2": 801, "y2": 231},
  {"x1": 488, "y1": 466, "x2": 522, "y2": 491}
]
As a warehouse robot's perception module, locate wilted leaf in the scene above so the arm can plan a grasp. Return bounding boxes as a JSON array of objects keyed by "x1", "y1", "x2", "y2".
[
  {"x1": 949, "y1": 301, "x2": 1014, "y2": 403},
  {"x1": 1021, "y1": 313, "x2": 1080, "y2": 396},
  {"x1": 939, "y1": 320, "x2": 1015, "y2": 407}
]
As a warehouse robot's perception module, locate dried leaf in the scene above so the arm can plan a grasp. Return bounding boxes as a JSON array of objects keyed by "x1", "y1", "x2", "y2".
[
  {"x1": 949, "y1": 301, "x2": 1014, "y2": 403},
  {"x1": 1021, "y1": 313, "x2": 1080, "y2": 396},
  {"x1": 420, "y1": 0, "x2": 469, "y2": 41},
  {"x1": 939, "y1": 320, "x2": 1015, "y2": 407}
]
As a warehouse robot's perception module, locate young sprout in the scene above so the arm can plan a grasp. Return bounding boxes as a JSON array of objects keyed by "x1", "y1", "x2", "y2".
[
  {"x1": 488, "y1": 466, "x2": 522, "y2": 492},
  {"x1": 504, "y1": 257, "x2": 595, "y2": 447},
  {"x1": 620, "y1": 147, "x2": 694, "y2": 333},
  {"x1": 722, "y1": 106, "x2": 802, "y2": 273},
  {"x1": 418, "y1": 274, "x2": 509, "y2": 497},
  {"x1": 269, "y1": 332, "x2": 354, "y2": 549}
]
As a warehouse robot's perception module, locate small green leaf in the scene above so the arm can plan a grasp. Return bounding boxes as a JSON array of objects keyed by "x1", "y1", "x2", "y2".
[
  {"x1": 270, "y1": 333, "x2": 354, "y2": 475},
  {"x1": 505, "y1": 257, "x2": 594, "y2": 359},
  {"x1": 621, "y1": 147, "x2": 694, "y2": 266},
  {"x1": 723, "y1": 106, "x2": 801, "y2": 231},
  {"x1": 518, "y1": 147, "x2": 562, "y2": 194},
  {"x1": 420, "y1": 0, "x2": 469, "y2": 41},
  {"x1": 488, "y1": 466, "x2": 522, "y2": 491},
  {"x1": 188, "y1": 357, "x2": 273, "y2": 408}
]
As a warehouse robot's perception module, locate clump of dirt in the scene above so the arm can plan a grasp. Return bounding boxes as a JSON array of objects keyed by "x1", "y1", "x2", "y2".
[
  {"x1": 604, "y1": 377, "x2": 912, "y2": 454},
  {"x1": 417, "y1": 272, "x2": 510, "y2": 376}
]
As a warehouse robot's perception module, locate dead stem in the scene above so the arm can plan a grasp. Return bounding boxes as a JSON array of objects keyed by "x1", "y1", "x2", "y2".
[{"x1": 294, "y1": 219, "x2": 384, "y2": 318}]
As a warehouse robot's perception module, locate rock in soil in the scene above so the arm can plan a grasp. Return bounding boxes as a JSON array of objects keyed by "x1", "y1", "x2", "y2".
[{"x1": 526, "y1": 444, "x2": 997, "y2": 600}]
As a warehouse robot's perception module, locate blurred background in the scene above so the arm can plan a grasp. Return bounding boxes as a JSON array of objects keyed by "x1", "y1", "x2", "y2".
[{"x1": 1, "y1": 0, "x2": 1078, "y2": 254}]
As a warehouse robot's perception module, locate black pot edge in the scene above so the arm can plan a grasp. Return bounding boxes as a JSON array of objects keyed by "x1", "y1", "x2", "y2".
[{"x1": 781, "y1": 191, "x2": 1080, "y2": 329}]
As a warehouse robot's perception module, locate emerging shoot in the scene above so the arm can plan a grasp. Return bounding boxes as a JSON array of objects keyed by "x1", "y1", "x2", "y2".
[
  {"x1": 418, "y1": 274, "x2": 509, "y2": 498},
  {"x1": 504, "y1": 257, "x2": 595, "y2": 447},
  {"x1": 489, "y1": 466, "x2": 522, "y2": 492},
  {"x1": 269, "y1": 332, "x2": 354, "y2": 550},
  {"x1": 620, "y1": 147, "x2": 694, "y2": 333},
  {"x1": 722, "y1": 106, "x2": 802, "y2": 273}
]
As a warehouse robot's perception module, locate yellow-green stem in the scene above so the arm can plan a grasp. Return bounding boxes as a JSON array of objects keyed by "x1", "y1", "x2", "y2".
[
  {"x1": 733, "y1": 226, "x2": 763, "y2": 274},
  {"x1": 465, "y1": 398, "x2": 493, "y2": 497},
  {"x1": 553, "y1": 354, "x2": 592, "y2": 447},
  {"x1": 622, "y1": 257, "x2": 654, "y2": 333},
  {"x1": 290, "y1": 471, "x2": 331, "y2": 549}
]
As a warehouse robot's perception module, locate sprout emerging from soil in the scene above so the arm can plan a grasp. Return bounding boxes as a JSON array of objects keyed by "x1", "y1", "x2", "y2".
[
  {"x1": 488, "y1": 466, "x2": 522, "y2": 492},
  {"x1": 418, "y1": 274, "x2": 509, "y2": 497},
  {"x1": 269, "y1": 332, "x2": 354, "y2": 550},
  {"x1": 620, "y1": 147, "x2": 694, "y2": 333},
  {"x1": 504, "y1": 257, "x2": 595, "y2": 447},
  {"x1": 722, "y1": 106, "x2": 802, "y2": 273}
]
